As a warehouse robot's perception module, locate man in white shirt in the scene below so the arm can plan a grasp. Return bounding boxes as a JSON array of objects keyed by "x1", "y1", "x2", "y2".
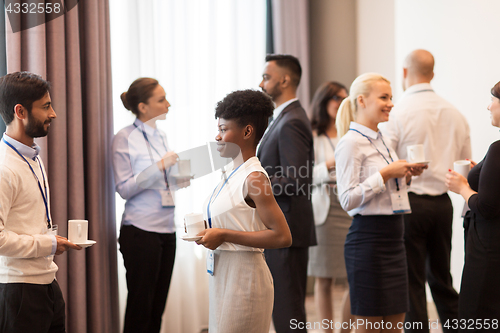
[
  {"x1": 383, "y1": 50, "x2": 471, "y2": 333},
  {"x1": 0, "y1": 72, "x2": 81, "y2": 332},
  {"x1": 258, "y1": 54, "x2": 316, "y2": 333}
]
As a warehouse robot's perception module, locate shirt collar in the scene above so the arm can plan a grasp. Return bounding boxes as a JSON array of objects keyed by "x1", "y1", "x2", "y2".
[
  {"x1": 2, "y1": 133, "x2": 41, "y2": 161},
  {"x1": 402, "y1": 83, "x2": 433, "y2": 97},
  {"x1": 134, "y1": 118, "x2": 159, "y2": 137},
  {"x1": 273, "y1": 97, "x2": 298, "y2": 121},
  {"x1": 349, "y1": 121, "x2": 380, "y2": 140}
]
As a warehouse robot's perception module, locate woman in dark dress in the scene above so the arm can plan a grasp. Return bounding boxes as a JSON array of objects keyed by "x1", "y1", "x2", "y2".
[{"x1": 446, "y1": 81, "x2": 500, "y2": 332}]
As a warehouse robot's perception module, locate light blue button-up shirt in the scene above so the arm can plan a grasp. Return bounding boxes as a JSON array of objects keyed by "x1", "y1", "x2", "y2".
[
  {"x1": 2, "y1": 134, "x2": 57, "y2": 254},
  {"x1": 111, "y1": 119, "x2": 176, "y2": 233}
]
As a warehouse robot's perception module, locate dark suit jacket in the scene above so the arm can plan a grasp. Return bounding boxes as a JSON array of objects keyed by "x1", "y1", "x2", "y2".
[{"x1": 257, "y1": 100, "x2": 317, "y2": 247}]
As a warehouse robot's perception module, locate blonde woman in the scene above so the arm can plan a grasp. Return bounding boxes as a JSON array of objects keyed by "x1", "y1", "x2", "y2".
[{"x1": 334, "y1": 73, "x2": 426, "y2": 332}]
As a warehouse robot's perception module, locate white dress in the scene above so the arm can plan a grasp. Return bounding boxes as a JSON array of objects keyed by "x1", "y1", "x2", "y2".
[{"x1": 203, "y1": 156, "x2": 274, "y2": 333}]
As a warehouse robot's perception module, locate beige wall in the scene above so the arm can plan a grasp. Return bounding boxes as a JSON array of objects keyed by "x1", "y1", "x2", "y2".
[
  {"x1": 308, "y1": 0, "x2": 396, "y2": 99},
  {"x1": 308, "y1": 0, "x2": 357, "y2": 101},
  {"x1": 356, "y1": 0, "x2": 396, "y2": 84}
]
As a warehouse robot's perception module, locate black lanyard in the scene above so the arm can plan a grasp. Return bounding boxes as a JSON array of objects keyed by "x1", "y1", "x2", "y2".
[
  {"x1": 133, "y1": 122, "x2": 170, "y2": 189},
  {"x1": 2, "y1": 138, "x2": 51, "y2": 228},
  {"x1": 349, "y1": 128, "x2": 400, "y2": 191}
]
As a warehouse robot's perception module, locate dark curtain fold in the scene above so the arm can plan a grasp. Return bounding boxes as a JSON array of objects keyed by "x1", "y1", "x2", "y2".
[
  {"x1": 5, "y1": 2, "x2": 119, "y2": 333},
  {"x1": 266, "y1": 0, "x2": 274, "y2": 54}
]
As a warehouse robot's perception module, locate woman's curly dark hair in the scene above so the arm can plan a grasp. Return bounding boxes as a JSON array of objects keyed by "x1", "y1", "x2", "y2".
[{"x1": 215, "y1": 89, "x2": 274, "y2": 145}]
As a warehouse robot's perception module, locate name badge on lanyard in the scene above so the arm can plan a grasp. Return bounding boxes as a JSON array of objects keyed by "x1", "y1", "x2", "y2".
[
  {"x1": 388, "y1": 178, "x2": 411, "y2": 214},
  {"x1": 206, "y1": 250, "x2": 214, "y2": 276},
  {"x1": 161, "y1": 189, "x2": 175, "y2": 207},
  {"x1": 134, "y1": 123, "x2": 175, "y2": 208},
  {"x1": 349, "y1": 128, "x2": 411, "y2": 214},
  {"x1": 205, "y1": 164, "x2": 243, "y2": 275}
]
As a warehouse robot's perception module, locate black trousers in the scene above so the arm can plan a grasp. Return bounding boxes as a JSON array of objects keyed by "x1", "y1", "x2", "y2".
[
  {"x1": 404, "y1": 193, "x2": 459, "y2": 333},
  {"x1": 0, "y1": 279, "x2": 65, "y2": 333},
  {"x1": 265, "y1": 247, "x2": 308, "y2": 333},
  {"x1": 119, "y1": 225, "x2": 176, "y2": 333}
]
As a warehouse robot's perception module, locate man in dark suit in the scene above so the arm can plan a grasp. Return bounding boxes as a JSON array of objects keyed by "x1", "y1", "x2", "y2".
[{"x1": 257, "y1": 54, "x2": 316, "y2": 333}]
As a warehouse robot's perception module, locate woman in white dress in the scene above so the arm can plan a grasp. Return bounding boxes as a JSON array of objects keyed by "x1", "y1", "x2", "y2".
[{"x1": 196, "y1": 89, "x2": 292, "y2": 333}]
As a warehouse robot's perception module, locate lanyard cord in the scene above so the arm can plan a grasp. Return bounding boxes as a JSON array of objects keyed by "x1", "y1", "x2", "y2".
[
  {"x1": 133, "y1": 123, "x2": 170, "y2": 189},
  {"x1": 349, "y1": 128, "x2": 400, "y2": 191},
  {"x1": 324, "y1": 133, "x2": 336, "y2": 153},
  {"x1": 2, "y1": 138, "x2": 51, "y2": 228},
  {"x1": 206, "y1": 164, "x2": 243, "y2": 228}
]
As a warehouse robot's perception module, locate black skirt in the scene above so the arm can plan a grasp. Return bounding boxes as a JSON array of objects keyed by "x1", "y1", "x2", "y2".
[
  {"x1": 459, "y1": 211, "x2": 500, "y2": 332},
  {"x1": 344, "y1": 214, "x2": 409, "y2": 316}
]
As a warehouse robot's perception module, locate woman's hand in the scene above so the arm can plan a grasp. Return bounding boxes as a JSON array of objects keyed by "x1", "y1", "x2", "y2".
[
  {"x1": 409, "y1": 164, "x2": 428, "y2": 177},
  {"x1": 174, "y1": 176, "x2": 191, "y2": 189},
  {"x1": 380, "y1": 160, "x2": 425, "y2": 182},
  {"x1": 445, "y1": 170, "x2": 470, "y2": 194},
  {"x1": 156, "y1": 151, "x2": 179, "y2": 171},
  {"x1": 196, "y1": 228, "x2": 226, "y2": 250},
  {"x1": 466, "y1": 159, "x2": 477, "y2": 168}
]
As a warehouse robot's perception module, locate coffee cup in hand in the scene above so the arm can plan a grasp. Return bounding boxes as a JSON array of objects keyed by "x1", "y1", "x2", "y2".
[
  {"x1": 454, "y1": 160, "x2": 471, "y2": 178},
  {"x1": 184, "y1": 213, "x2": 206, "y2": 236},
  {"x1": 68, "y1": 220, "x2": 88, "y2": 244},
  {"x1": 407, "y1": 144, "x2": 425, "y2": 163}
]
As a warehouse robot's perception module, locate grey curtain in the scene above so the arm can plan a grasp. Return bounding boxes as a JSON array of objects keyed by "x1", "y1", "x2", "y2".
[
  {"x1": 269, "y1": 0, "x2": 311, "y2": 110},
  {"x1": 266, "y1": 0, "x2": 274, "y2": 54},
  {"x1": 5, "y1": 1, "x2": 119, "y2": 333}
]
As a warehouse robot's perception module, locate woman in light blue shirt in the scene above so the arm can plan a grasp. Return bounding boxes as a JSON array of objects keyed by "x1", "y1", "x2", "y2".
[
  {"x1": 112, "y1": 78, "x2": 184, "y2": 333},
  {"x1": 335, "y1": 73, "x2": 426, "y2": 333}
]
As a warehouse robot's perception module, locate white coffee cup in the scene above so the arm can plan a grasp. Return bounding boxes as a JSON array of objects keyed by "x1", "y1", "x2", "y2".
[
  {"x1": 407, "y1": 144, "x2": 425, "y2": 163},
  {"x1": 454, "y1": 160, "x2": 471, "y2": 178},
  {"x1": 178, "y1": 159, "x2": 191, "y2": 176},
  {"x1": 184, "y1": 213, "x2": 206, "y2": 236},
  {"x1": 68, "y1": 220, "x2": 88, "y2": 244}
]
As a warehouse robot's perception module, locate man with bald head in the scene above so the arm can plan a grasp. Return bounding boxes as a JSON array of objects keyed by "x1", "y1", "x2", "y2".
[
  {"x1": 258, "y1": 54, "x2": 316, "y2": 333},
  {"x1": 383, "y1": 49, "x2": 470, "y2": 332}
]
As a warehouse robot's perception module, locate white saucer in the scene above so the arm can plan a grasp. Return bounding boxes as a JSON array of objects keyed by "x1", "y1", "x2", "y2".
[
  {"x1": 171, "y1": 174, "x2": 195, "y2": 180},
  {"x1": 413, "y1": 160, "x2": 430, "y2": 165},
  {"x1": 74, "y1": 240, "x2": 96, "y2": 248},
  {"x1": 181, "y1": 235, "x2": 202, "y2": 242}
]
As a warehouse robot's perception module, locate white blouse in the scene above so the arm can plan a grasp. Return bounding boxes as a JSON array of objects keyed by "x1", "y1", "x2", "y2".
[
  {"x1": 203, "y1": 157, "x2": 269, "y2": 252},
  {"x1": 335, "y1": 122, "x2": 407, "y2": 216},
  {"x1": 311, "y1": 133, "x2": 338, "y2": 225}
]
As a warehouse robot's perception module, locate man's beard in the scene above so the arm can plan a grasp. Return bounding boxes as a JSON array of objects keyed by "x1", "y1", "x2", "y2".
[
  {"x1": 263, "y1": 83, "x2": 282, "y2": 102},
  {"x1": 25, "y1": 111, "x2": 50, "y2": 138}
]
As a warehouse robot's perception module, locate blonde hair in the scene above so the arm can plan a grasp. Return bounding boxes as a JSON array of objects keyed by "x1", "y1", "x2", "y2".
[{"x1": 336, "y1": 73, "x2": 391, "y2": 137}]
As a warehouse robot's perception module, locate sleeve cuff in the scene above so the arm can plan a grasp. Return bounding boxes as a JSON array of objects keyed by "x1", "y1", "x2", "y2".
[
  {"x1": 366, "y1": 172, "x2": 386, "y2": 194},
  {"x1": 313, "y1": 162, "x2": 331, "y2": 184},
  {"x1": 50, "y1": 234, "x2": 57, "y2": 255}
]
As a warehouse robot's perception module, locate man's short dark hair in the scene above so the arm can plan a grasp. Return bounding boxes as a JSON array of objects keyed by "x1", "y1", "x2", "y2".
[
  {"x1": 0, "y1": 72, "x2": 50, "y2": 125},
  {"x1": 265, "y1": 54, "x2": 302, "y2": 87},
  {"x1": 215, "y1": 89, "x2": 274, "y2": 145},
  {"x1": 492, "y1": 81, "x2": 500, "y2": 100}
]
